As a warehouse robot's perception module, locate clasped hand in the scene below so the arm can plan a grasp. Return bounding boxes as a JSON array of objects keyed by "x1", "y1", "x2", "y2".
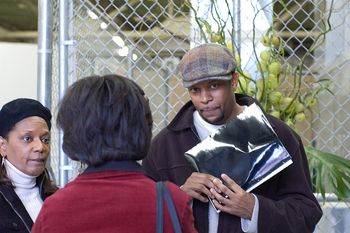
[{"x1": 180, "y1": 172, "x2": 255, "y2": 219}]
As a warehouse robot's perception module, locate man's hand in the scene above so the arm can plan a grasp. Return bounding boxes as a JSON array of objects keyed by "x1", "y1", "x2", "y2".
[
  {"x1": 180, "y1": 172, "x2": 218, "y2": 203},
  {"x1": 210, "y1": 174, "x2": 255, "y2": 219}
]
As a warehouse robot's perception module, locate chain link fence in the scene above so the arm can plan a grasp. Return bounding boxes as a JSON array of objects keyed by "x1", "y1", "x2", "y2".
[{"x1": 48, "y1": 0, "x2": 350, "y2": 232}]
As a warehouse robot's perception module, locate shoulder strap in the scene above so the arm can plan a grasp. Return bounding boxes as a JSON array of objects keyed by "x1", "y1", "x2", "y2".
[
  {"x1": 156, "y1": 182, "x2": 164, "y2": 233},
  {"x1": 156, "y1": 181, "x2": 182, "y2": 233}
]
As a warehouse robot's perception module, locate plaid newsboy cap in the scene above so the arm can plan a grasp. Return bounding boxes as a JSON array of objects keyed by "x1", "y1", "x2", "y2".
[{"x1": 177, "y1": 43, "x2": 237, "y2": 88}]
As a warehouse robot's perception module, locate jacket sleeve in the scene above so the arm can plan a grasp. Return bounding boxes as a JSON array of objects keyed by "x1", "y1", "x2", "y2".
[
  {"x1": 256, "y1": 119, "x2": 322, "y2": 233},
  {"x1": 142, "y1": 134, "x2": 162, "y2": 181},
  {"x1": 142, "y1": 128, "x2": 197, "y2": 186}
]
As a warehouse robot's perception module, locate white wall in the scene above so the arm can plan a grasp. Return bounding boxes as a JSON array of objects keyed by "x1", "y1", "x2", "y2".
[{"x1": 0, "y1": 42, "x2": 37, "y2": 107}]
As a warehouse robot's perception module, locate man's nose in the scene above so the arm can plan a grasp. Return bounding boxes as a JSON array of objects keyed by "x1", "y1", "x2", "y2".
[{"x1": 200, "y1": 90, "x2": 212, "y2": 103}]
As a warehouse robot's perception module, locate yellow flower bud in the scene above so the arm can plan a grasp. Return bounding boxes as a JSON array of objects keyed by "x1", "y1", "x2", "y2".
[
  {"x1": 271, "y1": 36, "x2": 280, "y2": 48},
  {"x1": 267, "y1": 74, "x2": 278, "y2": 89},
  {"x1": 295, "y1": 102, "x2": 304, "y2": 113},
  {"x1": 268, "y1": 62, "x2": 281, "y2": 75},
  {"x1": 260, "y1": 51, "x2": 271, "y2": 62},
  {"x1": 269, "y1": 91, "x2": 283, "y2": 105},
  {"x1": 295, "y1": 112, "x2": 306, "y2": 122},
  {"x1": 210, "y1": 33, "x2": 221, "y2": 43}
]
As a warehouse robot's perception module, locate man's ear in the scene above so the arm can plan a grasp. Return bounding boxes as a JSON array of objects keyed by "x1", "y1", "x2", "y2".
[
  {"x1": 0, "y1": 136, "x2": 7, "y2": 156},
  {"x1": 231, "y1": 72, "x2": 240, "y2": 90}
]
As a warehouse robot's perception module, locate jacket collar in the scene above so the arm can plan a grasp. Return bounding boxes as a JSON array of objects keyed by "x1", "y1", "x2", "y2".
[
  {"x1": 0, "y1": 170, "x2": 52, "y2": 232},
  {"x1": 0, "y1": 171, "x2": 47, "y2": 197},
  {"x1": 0, "y1": 183, "x2": 34, "y2": 231},
  {"x1": 83, "y1": 160, "x2": 144, "y2": 174},
  {"x1": 167, "y1": 101, "x2": 196, "y2": 132}
]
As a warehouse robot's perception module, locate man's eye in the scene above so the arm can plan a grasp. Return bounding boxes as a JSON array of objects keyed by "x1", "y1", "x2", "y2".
[
  {"x1": 210, "y1": 83, "x2": 219, "y2": 89},
  {"x1": 189, "y1": 88, "x2": 199, "y2": 93}
]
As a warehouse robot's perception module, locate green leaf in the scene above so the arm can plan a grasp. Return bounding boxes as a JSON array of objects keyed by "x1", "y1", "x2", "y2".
[
  {"x1": 305, "y1": 146, "x2": 350, "y2": 200},
  {"x1": 332, "y1": 167, "x2": 350, "y2": 199},
  {"x1": 202, "y1": 19, "x2": 212, "y2": 34},
  {"x1": 315, "y1": 160, "x2": 325, "y2": 198}
]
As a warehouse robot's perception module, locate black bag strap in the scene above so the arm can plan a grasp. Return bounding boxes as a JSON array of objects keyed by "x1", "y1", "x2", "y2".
[
  {"x1": 156, "y1": 182, "x2": 164, "y2": 233},
  {"x1": 156, "y1": 181, "x2": 182, "y2": 233}
]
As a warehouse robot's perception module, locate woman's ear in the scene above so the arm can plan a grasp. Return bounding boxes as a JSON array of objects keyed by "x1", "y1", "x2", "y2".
[{"x1": 0, "y1": 136, "x2": 7, "y2": 156}]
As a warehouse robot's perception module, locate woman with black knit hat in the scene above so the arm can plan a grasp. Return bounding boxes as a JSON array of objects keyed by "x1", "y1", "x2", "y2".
[{"x1": 0, "y1": 98, "x2": 57, "y2": 233}]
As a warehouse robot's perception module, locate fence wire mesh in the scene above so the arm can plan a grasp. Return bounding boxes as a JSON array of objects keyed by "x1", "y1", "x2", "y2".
[{"x1": 49, "y1": 0, "x2": 350, "y2": 232}]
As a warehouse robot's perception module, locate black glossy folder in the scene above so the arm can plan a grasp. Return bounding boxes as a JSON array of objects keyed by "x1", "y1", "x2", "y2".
[{"x1": 185, "y1": 103, "x2": 293, "y2": 212}]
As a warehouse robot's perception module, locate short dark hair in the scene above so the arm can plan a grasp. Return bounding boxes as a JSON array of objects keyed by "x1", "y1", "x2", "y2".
[{"x1": 56, "y1": 74, "x2": 153, "y2": 166}]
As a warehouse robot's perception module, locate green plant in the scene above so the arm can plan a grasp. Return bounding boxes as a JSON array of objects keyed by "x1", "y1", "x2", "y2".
[
  {"x1": 306, "y1": 146, "x2": 350, "y2": 200},
  {"x1": 186, "y1": 0, "x2": 350, "y2": 200}
]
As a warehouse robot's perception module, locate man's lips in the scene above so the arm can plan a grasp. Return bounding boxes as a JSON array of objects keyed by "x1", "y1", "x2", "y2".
[
  {"x1": 201, "y1": 107, "x2": 218, "y2": 112},
  {"x1": 201, "y1": 107, "x2": 219, "y2": 117}
]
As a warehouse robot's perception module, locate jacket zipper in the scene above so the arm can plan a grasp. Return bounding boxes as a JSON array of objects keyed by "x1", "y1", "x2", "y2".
[{"x1": 0, "y1": 190, "x2": 31, "y2": 232}]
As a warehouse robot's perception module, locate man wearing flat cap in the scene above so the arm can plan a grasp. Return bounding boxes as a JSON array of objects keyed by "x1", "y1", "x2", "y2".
[{"x1": 143, "y1": 43, "x2": 322, "y2": 233}]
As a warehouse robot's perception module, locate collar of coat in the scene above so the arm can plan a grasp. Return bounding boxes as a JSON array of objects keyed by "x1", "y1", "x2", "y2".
[{"x1": 83, "y1": 160, "x2": 144, "y2": 174}]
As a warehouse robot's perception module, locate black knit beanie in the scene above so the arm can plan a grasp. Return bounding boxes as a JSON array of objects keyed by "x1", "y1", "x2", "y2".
[{"x1": 0, "y1": 98, "x2": 52, "y2": 137}]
